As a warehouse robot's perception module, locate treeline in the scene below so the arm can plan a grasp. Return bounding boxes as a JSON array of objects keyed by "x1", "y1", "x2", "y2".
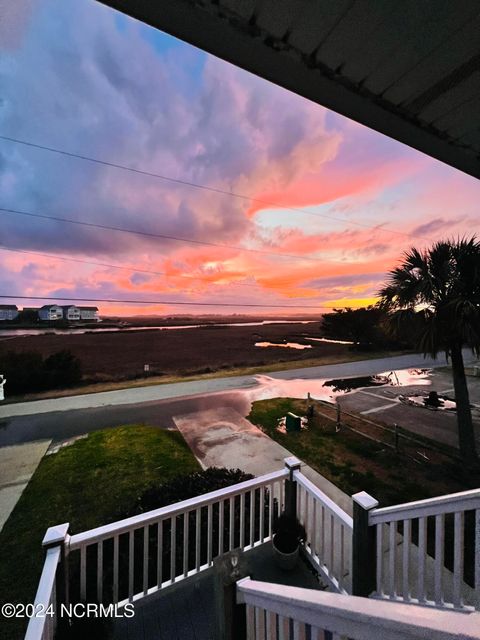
[
  {"x1": 1, "y1": 350, "x2": 82, "y2": 396},
  {"x1": 321, "y1": 306, "x2": 415, "y2": 351}
]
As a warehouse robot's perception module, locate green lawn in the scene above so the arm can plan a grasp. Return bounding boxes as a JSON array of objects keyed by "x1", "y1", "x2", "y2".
[
  {"x1": 248, "y1": 398, "x2": 477, "y2": 507},
  {"x1": 0, "y1": 425, "x2": 200, "y2": 640}
]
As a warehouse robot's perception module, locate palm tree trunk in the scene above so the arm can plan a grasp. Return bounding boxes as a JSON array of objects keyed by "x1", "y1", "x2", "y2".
[{"x1": 450, "y1": 342, "x2": 478, "y2": 465}]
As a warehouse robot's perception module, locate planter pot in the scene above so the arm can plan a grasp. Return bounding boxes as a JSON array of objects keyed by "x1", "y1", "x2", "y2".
[{"x1": 272, "y1": 535, "x2": 299, "y2": 571}]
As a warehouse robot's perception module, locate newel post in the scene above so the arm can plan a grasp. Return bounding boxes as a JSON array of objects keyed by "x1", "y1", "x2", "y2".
[
  {"x1": 284, "y1": 456, "x2": 301, "y2": 518},
  {"x1": 42, "y1": 523, "x2": 70, "y2": 614},
  {"x1": 352, "y1": 492, "x2": 378, "y2": 597}
]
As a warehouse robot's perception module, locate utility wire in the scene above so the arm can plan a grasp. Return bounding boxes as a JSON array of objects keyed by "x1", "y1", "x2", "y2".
[
  {"x1": 0, "y1": 134, "x2": 433, "y2": 243},
  {"x1": 0, "y1": 206, "x2": 354, "y2": 264},
  {"x1": 0, "y1": 294, "x2": 369, "y2": 309}
]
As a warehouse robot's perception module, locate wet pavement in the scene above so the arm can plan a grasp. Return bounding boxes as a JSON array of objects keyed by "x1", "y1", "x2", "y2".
[
  {"x1": 0, "y1": 355, "x2": 479, "y2": 453},
  {"x1": 173, "y1": 406, "x2": 352, "y2": 515}
]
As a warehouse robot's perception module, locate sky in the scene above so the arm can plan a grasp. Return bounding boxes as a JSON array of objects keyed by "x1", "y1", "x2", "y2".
[{"x1": 0, "y1": 0, "x2": 479, "y2": 316}]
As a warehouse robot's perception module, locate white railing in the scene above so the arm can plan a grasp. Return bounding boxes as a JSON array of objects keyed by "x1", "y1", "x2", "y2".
[
  {"x1": 67, "y1": 468, "x2": 288, "y2": 606},
  {"x1": 24, "y1": 546, "x2": 61, "y2": 640},
  {"x1": 294, "y1": 470, "x2": 352, "y2": 593},
  {"x1": 26, "y1": 455, "x2": 480, "y2": 640},
  {"x1": 236, "y1": 577, "x2": 480, "y2": 640},
  {"x1": 369, "y1": 487, "x2": 480, "y2": 611}
]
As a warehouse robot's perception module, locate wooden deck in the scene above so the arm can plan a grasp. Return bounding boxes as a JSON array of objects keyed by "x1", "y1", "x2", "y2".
[{"x1": 112, "y1": 545, "x2": 325, "y2": 640}]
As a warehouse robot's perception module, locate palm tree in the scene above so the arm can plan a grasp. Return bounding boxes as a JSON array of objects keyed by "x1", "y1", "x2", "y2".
[{"x1": 378, "y1": 237, "x2": 480, "y2": 466}]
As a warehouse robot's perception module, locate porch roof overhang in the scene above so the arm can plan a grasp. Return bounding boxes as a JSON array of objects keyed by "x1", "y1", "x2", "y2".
[{"x1": 100, "y1": 0, "x2": 480, "y2": 180}]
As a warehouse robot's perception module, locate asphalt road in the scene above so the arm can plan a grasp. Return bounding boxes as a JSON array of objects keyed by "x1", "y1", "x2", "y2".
[
  {"x1": 0, "y1": 390, "x2": 250, "y2": 447},
  {"x1": 0, "y1": 351, "x2": 477, "y2": 447},
  {"x1": 1, "y1": 351, "x2": 476, "y2": 419}
]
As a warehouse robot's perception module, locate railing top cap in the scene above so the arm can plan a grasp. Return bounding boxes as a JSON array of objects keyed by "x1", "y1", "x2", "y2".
[
  {"x1": 42, "y1": 522, "x2": 69, "y2": 548},
  {"x1": 352, "y1": 491, "x2": 379, "y2": 510},
  {"x1": 284, "y1": 456, "x2": 302, "y2": 470}
]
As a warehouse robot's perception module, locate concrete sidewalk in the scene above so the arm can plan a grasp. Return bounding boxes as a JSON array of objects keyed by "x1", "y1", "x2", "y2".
[
  {"x1": 0, "y1": 439, "x2": 51, "y2": 532},
  {"x1": 173, "y1": 406, "x2": 352, "y2": 515}
]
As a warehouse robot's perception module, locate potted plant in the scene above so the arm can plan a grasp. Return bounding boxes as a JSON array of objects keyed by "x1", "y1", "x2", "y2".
[{"x1": 272, "y1": 512, "x2": 306, "y2": 570}]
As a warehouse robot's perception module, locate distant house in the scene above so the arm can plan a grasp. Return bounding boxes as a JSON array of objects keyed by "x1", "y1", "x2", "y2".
[
  {"x1": 0, "y1": 305, "x2": 19, "y2": 321},
  {"x1": 79, "y1": 306, "x2": 99, "y2": 321},
  {"x1": 38, "y1": 305, "x2": 63, "y2": 321},
  {"x1": 61, "y1": 305, "x2": 81, "y2": 321}
]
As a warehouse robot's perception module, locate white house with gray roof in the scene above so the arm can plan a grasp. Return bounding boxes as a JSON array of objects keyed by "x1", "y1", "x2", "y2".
[
  {"x1": 38, "y1": 304, "x2": 63, "y2": 321},
  {"x1": 0, "y1": 305, "x2": 19, "y2": 321}
]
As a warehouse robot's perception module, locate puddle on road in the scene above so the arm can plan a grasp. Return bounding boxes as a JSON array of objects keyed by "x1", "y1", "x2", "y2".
[
  {"x1": 401, "y1": 393, "x2": 457, "y2": 411},
  {"x1": 255, "y1": 342, "x2": 312, "y2": 350},
  {"x1": 305, "y1": 337, "x2": 355, "y2": 345},
  {"x1": 322, "y1": 374, "x2": 391, "y2": 392},
  {"x1": 246, "y1": 368, "x2": 433, "y2": 406}
]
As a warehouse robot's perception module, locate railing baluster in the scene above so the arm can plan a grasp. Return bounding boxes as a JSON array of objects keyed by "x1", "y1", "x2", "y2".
[
  {"x1": 240, "y1": 493, "x2": 245, "y2": 549},
  {"x1": 389, "y1": 522, "x2": 396, "y2": 598},
  {"x1": 268, "y1": 611, "x2": 277, "y2": 640},
  {"x1": 453, "y1": 512, "x2": 464, "y2": 607},
  {"x1": 157, "y1": 521, "x2": 163, "y2": 588},
  {"x1": 250, "y1": 489, "x2": 255, "y2": 547},
  {"x1": 246, "y1": 604, "x2": 255, "y2": 640},
  {"x1": 402, "y1": 519, "x2": 411, "y2": 602},
  {"x1": 418, "y1": 517, "x2": 426, "y2": 603},
  {"x1": 269, "y1": 483, "x2": 274, "y2": 540},
  {"x1": 229, "y1": 496, "x2": 234, "y2": 551},
  {"x1": 113, "y1": 535, "x2": 119, "y2": 603},
  {"x1": 321, "y1": 506, "x2": 325, "y2": 563},
  {"x1": 305, "y1": 489, "x2": 309, "y2": 542},
  {"x1": 255, "y1": 605, "x2": 265, "y2": 640},
  {"x1": 80, "y1": 545, "x2": 86, "y2": 601},
  {"x1": 339, "y1": 524, "x2": 345, "y2": 591},
  {"x1": 96, "y1": 540, "x2": 103, "y2": 602},
  {"x1": 143, "y1": 526, "x2": 149, "y2": 595},
  {"x1": 329, "y1": 513, "x2": 334, "y2": 578},
  {"x1": 311, "y1": 497, "x2": 317, "y2": 559},
  {"x1": 292, "y1": 619, "x2": 301, "y2": 640},
  {"x1": 434, "y1": 514, "x2": 445, "y2": 606},
  {"x1": 184, "y1": 512, "x2": 189, "y2": 577},
  {"x1": 207, "y1": 503, "x2": 213, "y2": 565},
  {"x1": 128, "y1": 530, "x2": 134, "y2": 601},
  {"x1": 128, "y1": 529, "x2": 135, "y2": 602},
  {"x1": 219, "y1": 501, "x2": 224, "y2": 556},
  {"x1": 260, "y1": 486, "x2": 265, "y2": 543},
  {"x1": 195, "y1": 507, "x2": 201, "y2": 571},
  {"x1": 278, "y1": 615, "x2": 288, "y2": 640},
  {"x1": 475, "y1": 509, "x2": 480, "y2": 611},
  {"x1": 376, "y1": 523, "x2": 383, "y2": 596},
  {"x1": 170, "y1": 516, "x2": 176, "y2": 583}
]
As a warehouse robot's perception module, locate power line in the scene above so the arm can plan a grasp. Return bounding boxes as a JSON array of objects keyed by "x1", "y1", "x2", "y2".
[
  {"x1": 0, "y1": 134, "x2": 433, "y2": 243},
  {"x1": 0, "y1": 206, "x2": 350, "y2": 264},
  {"x1": 0, "y1": 245, "x2": 266, "y2": 289},
  {"x1": 0, "y1": 294, "x2": 370, "y2": 309}
]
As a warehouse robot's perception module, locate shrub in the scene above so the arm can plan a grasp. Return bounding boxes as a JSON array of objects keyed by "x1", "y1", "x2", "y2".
[
  {"x1": 1, "y1": 349, "x2": 82, "y2": 395},
  {"x1": 114, "y1": 467, "x2": 254, "y2": 520},
  {"x1": 68, "y1": 468, "x2": 276, "y2": 605},
  {"x1": 44, "y1": 350, "x2": 82, "y2": 388}
]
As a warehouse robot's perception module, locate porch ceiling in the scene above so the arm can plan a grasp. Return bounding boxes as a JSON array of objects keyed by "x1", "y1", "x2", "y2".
[{"x1": 100, "y1": 0, "x2": 480, "y2": 180}]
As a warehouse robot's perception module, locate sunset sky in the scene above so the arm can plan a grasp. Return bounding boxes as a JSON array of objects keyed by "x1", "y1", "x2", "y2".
[{"x1": 1, "y1": 0, "x2": 479, "y2": 316}]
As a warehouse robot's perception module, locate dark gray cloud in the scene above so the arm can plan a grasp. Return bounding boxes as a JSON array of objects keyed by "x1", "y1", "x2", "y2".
[
  {"x1": 0, "y1": 0, "x2": 337, "y2": 267},
  {"x1": 410, "y1": 217, "x2": 459, "y2": 237}
]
